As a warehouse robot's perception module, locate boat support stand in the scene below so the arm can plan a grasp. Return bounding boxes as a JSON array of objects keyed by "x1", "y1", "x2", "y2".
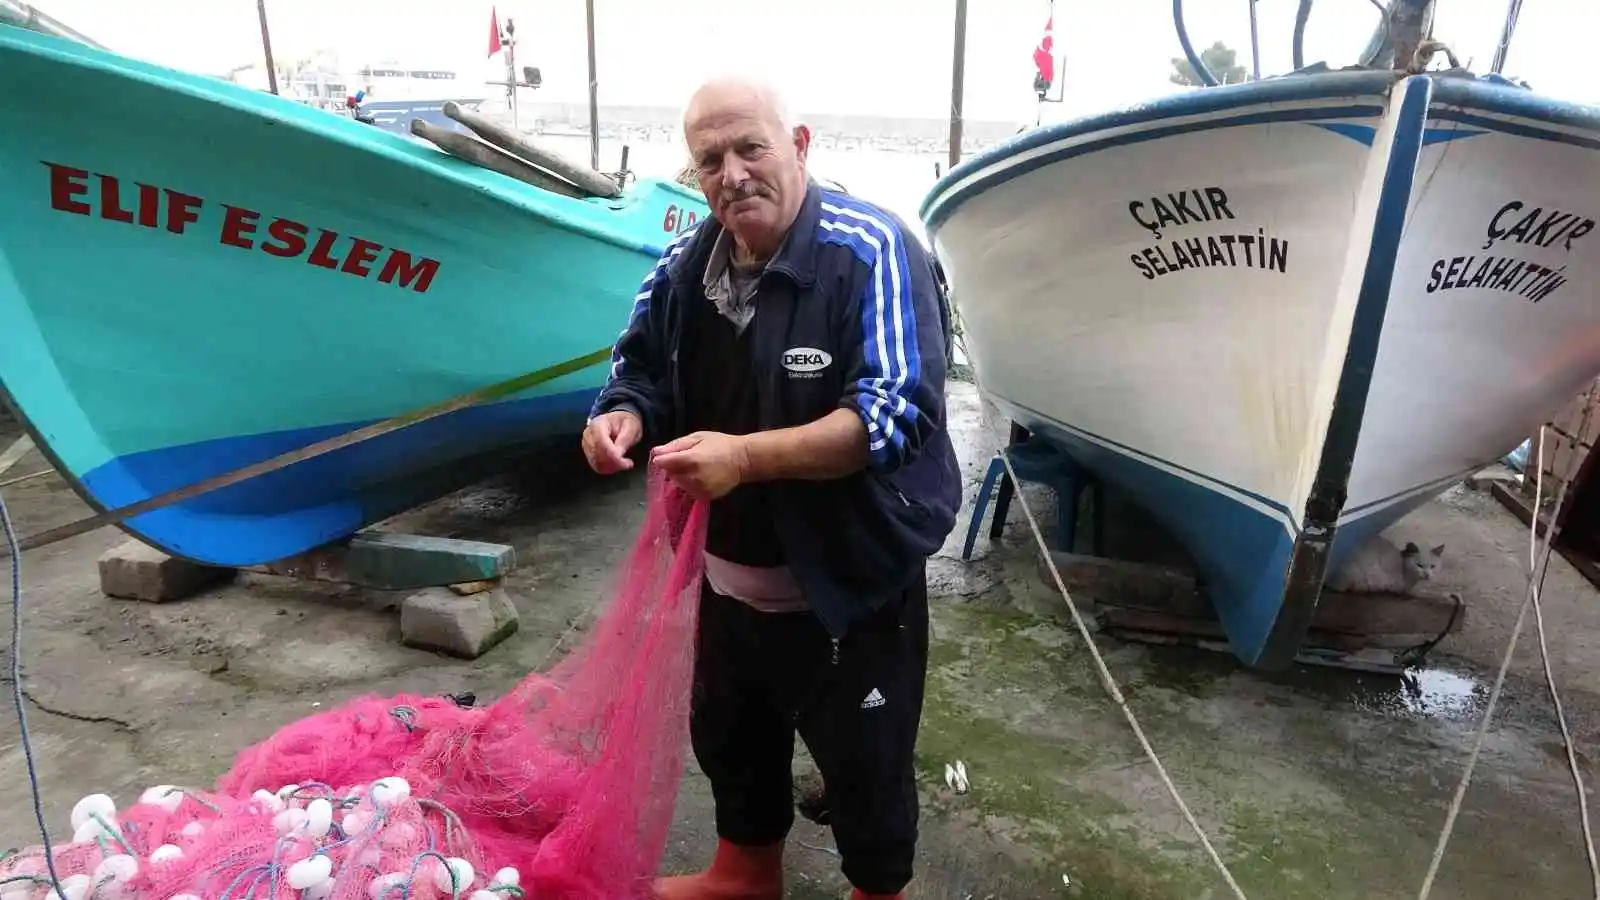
[{"x1": 963, "y1": 423, "x2": 1103, "y2": 560}]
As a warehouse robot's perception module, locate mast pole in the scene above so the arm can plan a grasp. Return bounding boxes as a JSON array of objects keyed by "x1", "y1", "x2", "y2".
[
  {"x1": 947, "y1": 0, "x2": 967, "y2": 169},
  {"x1": 585, "y1": 0, "x2": 601, "y2": 170},
  {"x1": 1248, "y1": 0, "x2": 1262, "y2": 80},
  {"x1": 256, "y1": 0, "x2": 279, "y2": 95}
]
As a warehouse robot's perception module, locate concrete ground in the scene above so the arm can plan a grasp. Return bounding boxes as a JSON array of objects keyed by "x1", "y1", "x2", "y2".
[{"x1": 4, "y1": 381, "x2": 1600, "y2": 899}]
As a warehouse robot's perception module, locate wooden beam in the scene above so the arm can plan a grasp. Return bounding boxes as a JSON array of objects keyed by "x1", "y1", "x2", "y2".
[
  {"x1": 1040, "y1": 550, "x2": 1464, "y2": 639},
  {"x1": 409, "y1": 119, "x2": 588, "y2": 197},
  {"x1": 245, "y1": 532, "x2": 515, "y2": 591},
  {"x1": 442, "y1": 101, "x2": 619, "y2": 197}
]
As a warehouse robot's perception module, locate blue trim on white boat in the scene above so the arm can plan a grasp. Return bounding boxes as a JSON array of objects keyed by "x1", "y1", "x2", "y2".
[
  {"x1": 1430, "y1": 77, "x2": 1600, "y2": 135},
  {"x1": 69, "y1": 389, "x2": 598, "y2": 566},
  {"x1": 1428, "y1": 111, "x2": 1600, "y2": 151},
  {"x1": 920, "y1": 69, "x2": 1401, "y2": 229},
  {"x1": 1310, "y1": 122, "x2": 1487, "y2": 146},
  {"x1": 1336, "y1": 461, "x2": 1491, "y2": 525},
  {"x1": 1005, "y1": 399, "x2": 1300, "y2": 536},
  {"x1": 1015, "y1": 415, "x2": 1297, "y2": 665},
  {"x1": 1249, "y1": 74, "x2": 1435, "y2": 670},
  {"x1": 1306, "y1": 75, "x2": 1434, "y2": 511},
  {"x1": 922, "y1": 104, "x2": 1385, "y2": 231}
]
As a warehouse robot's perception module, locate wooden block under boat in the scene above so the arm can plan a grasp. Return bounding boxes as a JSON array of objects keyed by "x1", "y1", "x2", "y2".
[{"x1": 1037, "y1": 551, "x2": 1464, "y2": 640}]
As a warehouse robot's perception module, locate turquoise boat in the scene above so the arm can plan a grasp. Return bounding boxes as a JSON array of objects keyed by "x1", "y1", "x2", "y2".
[{"x1": 0, "y1": 25, "x2": 709, "y2": 566}]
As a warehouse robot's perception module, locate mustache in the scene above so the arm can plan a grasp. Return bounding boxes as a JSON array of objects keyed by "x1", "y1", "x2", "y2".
[{"x1": 719, "y1": 182, "x2": 772, "y2": 204}]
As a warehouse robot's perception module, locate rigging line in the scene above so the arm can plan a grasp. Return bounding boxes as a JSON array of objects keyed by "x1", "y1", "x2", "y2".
[
  {"x1": 1416, "y1": 398, "x2": 1595, "y2": 898},
  {"x1": 997, "y1": 448, "x2": 1250, "y2": 899},
  {"x1": 1528, "y1": 423, "x2": 1600, "y2": 896},
  {"x1": 951, "y1": 300, "x2": 1247, "y2": 899}
]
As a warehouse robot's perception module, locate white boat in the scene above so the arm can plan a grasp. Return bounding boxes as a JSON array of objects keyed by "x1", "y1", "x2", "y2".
[{"x1": 922, "y1": 38, "x2": 1600, "y2": 668}]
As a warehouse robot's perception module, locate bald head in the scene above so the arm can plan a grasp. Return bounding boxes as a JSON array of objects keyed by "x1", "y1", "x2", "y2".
[
  {"x1": 681, "y1": 76, "x2": 812, "y2": 260},
  {"x1": 684, "y1": 76, "x2": 795, "y2": 137}
]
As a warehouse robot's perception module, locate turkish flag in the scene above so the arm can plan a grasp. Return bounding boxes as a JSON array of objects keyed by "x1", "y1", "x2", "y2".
[
  {"x1": 1033, "y1": 13, "x2": 1054, "y2": 88},
  {"x1": 488, "y1": 6, "x2": 503, "y2": 57}
]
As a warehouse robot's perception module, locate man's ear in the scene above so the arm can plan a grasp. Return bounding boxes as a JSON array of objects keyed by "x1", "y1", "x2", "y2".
[{"x1": 792, "y1": 124, "x2": 812, "y2": 162}]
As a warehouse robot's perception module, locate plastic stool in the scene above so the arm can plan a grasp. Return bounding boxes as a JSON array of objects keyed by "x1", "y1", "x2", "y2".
[{"x1": 962, "y1": 435, "x2": 1100, "y2": 560}]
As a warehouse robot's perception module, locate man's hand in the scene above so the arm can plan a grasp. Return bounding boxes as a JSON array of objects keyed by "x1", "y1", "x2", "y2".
[
  {"x1": 650, "y1": 431, "x2": 752, "y2": 501},
  {"x1": 582, "y1": 409, "x2": 644, "y2": 474}
]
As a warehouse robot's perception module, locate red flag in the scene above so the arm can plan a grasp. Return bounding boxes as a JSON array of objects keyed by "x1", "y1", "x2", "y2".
[
  {"x1": 1033, "y1": 13, "x2": 1054, "y2": 88},
  {"x1": 488, "y1": 6, "x2": 503, "y2": 57}
]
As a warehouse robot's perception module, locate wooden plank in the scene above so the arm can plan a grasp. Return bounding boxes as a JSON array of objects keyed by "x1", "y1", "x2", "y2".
[
  {"x1": 1040, "y1": 551, "x2": 1463, "y2": 638},
  {"x1": 1491, "y1": 480, "x2": 1600, "y2": 593},
  {"x1": 1105, "y1": 625, "x2": 1410, "y2": 674},
  {"x1": 1493, "y1": 480, "x2": 1549, "y2": 535},
  {"x1": 1035, "y1": 552, "x2": 1205, "y2": 616},
  {"x1": 1100, "y1": 607, "x2": 1421, "y2": 651},
  {"x1": 246, "y1": 532, "x2": 515, "y2": 590},
  {"x1": 0, "y1": 433, "x2": 35, "y2": 478}
]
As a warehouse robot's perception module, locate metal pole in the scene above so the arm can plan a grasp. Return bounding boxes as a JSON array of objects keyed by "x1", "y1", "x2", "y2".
[
  {"x1": 585, "y1": 0, "x2": 601, "y2": 171},
  {"x1": 1248, "y1": 0, "x2": 1262, "y2": 80},
  {"x1": 1490, "y1": 0, "x2": 1519, "y2": 74},
  {"x1": 506, "y1": 18, "x2": 518, "y2": 131},
  {"x1": 947, "y1": 0, "x2": 967, "y2": 169},
  {"x1": 256, "y1": 0, "x2": 278, "y2": 94}
]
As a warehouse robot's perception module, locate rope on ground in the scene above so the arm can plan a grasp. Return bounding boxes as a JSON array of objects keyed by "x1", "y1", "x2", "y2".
[
  {"x1": 947, "y1": 288, "x2": 1248, "y2": 898},
  {"x1": 0, "y1": 470, "x2": 52, "y2": 490},
  {"x1": 996, "y1": 448, "x2": 1251, "y2": 900},
  {"x1": 0, "y1": 485, "x2": 65, "y2": 894},
  {"x1": 1416, "y1": 404, "x2": 1597, "y2": 899}
]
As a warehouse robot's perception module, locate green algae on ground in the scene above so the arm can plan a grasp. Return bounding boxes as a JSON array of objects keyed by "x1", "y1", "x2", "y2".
[
  {"x1": 914, "y1": 601, "x2": 1453, "y2": 900},
  {"x1": 916, "y1": 603, "x2": 1218, "y2": 898}
]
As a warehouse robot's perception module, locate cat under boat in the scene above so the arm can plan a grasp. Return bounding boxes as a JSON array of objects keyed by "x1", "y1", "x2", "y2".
[{"x1": 921, "y1": 69, "x2": 1600, "y2": 670}]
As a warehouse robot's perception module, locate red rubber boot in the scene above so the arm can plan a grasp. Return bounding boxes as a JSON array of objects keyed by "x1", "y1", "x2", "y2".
[
  {"x1": 849, "y1": 891, "x2": 906, "y2": 900},
  {"x1": 652, "y1": 838, "x2": 784, "y2": 900}
]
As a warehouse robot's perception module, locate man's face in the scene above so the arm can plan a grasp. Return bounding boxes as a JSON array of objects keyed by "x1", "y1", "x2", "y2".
[{"x1": 684, "y1": 89, "x2": 810, "y2": 254}]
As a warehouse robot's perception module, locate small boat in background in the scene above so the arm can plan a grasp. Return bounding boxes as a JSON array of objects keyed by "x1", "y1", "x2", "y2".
[
  {"x1": 923, "y1": 0, "x2": 1600, "y2": 669},
  {"x1": 0, "y1": 24, "x2": 709, "y2": 567}
]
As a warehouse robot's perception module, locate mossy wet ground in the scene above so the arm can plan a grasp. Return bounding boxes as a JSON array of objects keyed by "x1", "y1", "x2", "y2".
[
  {"x1": 6, "y1": 387, "x2": 1600, "y2": 899},
  {"x1": 905, "y1": 583, "x2": 1600, "y2": 899}
]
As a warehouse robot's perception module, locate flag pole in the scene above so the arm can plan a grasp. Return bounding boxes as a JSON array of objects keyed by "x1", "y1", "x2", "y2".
[
  {"x1": 947, "y1": 0, "x2": 967, "y2": 169},
  {"x1": 506, "y1": 17, "x2": 518, "y2": 131},
  {"x1": 256, "y1": 0, "x2": 278, "y2": 95},
  {"x1": 585, "y1": 0, "x2": 600, "y2": 170}
]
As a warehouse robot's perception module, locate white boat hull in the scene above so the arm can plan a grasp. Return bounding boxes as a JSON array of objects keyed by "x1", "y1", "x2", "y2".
[{"x1": 922, "y1": 71, "x2": 1600, "y2": 668}]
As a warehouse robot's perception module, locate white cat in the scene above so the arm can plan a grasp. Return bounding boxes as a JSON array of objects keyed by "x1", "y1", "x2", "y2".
[{"x1": 1323, "y1": 537, "x2": 1445, "y2": 595}]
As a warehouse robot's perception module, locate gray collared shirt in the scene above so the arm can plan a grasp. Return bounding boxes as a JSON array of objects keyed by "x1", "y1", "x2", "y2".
[{"x1": 702, "y1": 227, "x2": 764, "y2": 334}]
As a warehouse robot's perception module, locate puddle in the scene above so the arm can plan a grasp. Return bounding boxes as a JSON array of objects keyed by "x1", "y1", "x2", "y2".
[{"x1": 1350, "y1": 666, "x2": 1484, "y2": 721}]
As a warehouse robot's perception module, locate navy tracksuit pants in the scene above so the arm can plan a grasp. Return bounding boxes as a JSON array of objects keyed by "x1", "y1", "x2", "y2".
[{"x1": 689, "y1": 570, "x2": 930, "y2": 894}]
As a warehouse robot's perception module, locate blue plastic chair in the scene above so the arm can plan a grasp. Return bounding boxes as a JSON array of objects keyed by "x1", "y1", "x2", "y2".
[{"x1": 962, "y1": 433, "x2": 1101, "y2": 560}]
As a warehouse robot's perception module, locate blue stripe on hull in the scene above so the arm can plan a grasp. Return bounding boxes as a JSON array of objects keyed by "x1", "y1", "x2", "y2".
[
  {"x1": 1020, "y1": 418, "x2": 1295, "y2": 665},
  {"x1": 75, "y1": 390, "x2": 597, "y2": 566},
  {"x1": 1028, "y1": 418, "x2": 1458, "y2": 664}
]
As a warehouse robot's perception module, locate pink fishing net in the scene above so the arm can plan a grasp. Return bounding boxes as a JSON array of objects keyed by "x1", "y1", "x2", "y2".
[{"x1": 1, "y1": 468, "x2": 708, "y2": 900}]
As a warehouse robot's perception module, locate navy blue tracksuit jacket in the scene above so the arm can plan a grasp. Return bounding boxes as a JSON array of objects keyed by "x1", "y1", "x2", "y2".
[{"x1": 590, "y1": 180, "x2": 962, "y2": 639}]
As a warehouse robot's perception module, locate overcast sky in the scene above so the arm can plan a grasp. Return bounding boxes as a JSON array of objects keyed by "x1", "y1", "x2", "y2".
[{"x1": 36, "y1": 0, "x2": 1598, "y2": 125}]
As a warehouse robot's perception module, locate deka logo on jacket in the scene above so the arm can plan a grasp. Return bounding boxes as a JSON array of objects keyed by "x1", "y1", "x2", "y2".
[{"x1": 781, "y1": 347, "x2": 832, "y2": 379}]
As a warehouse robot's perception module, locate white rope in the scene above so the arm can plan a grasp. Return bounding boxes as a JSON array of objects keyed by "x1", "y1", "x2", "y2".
[
  {"x1": 1527, "y1": 426, "x2": 1600, "y2": 896},
  {"x1": 995, "y1": 447, "x2": 1250, "y2": 900},
  {"x1": 945, "y1": 291, "x2": 1247, "y2": 896},
  {"x1": 1416, "y1": 401, "x2": 1596, "y2": 898}
]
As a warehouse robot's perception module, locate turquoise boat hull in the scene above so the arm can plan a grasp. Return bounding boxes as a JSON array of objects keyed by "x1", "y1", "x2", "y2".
[{"x1": 0, "y1": 25, "x2": 710, "y2": 566}]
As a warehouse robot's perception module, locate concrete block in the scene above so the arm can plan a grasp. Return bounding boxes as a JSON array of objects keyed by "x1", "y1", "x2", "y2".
[
  {"x1": 400, "y1": 586, "x2": 520, "y2": 659},
  {"x1": 98, "y1": 539, "x2": 235, "y2": 602}
]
